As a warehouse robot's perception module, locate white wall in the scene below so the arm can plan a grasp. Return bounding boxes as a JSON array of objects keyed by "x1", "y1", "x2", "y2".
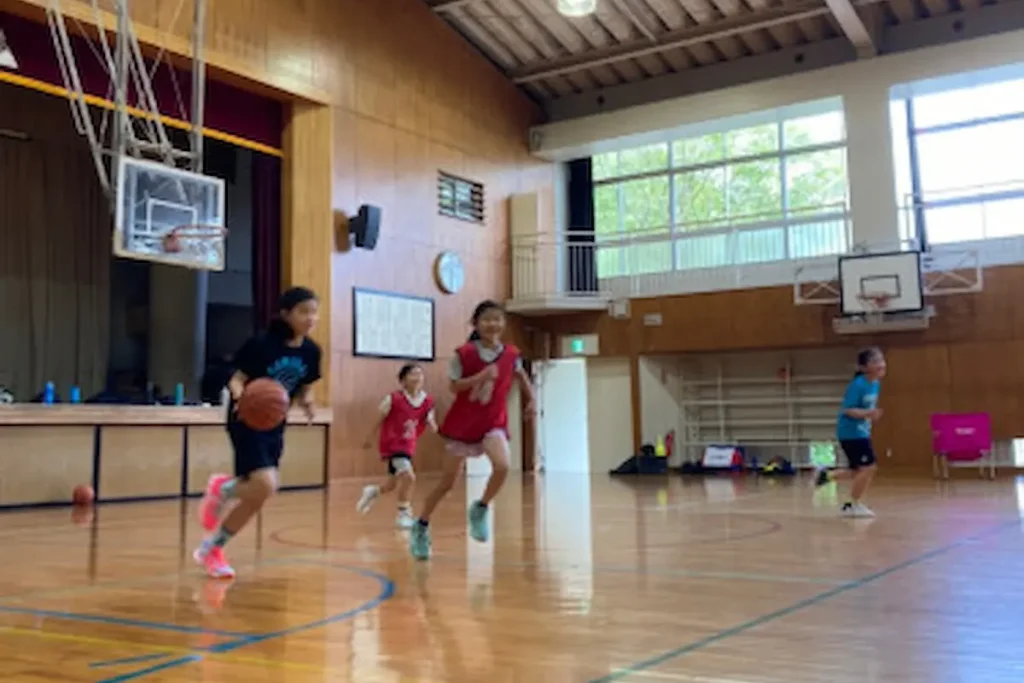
[
  {"x1": 585, "y1": 358, "x2": 633, "y2": 473},
  {"x1": 637, "y1": 356, "x2": 685, "y2": 466}
]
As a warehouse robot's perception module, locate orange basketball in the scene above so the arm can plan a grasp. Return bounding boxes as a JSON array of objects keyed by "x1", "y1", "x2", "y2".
[
  {"x1": 237, "y1": 378, "x2": 290, "y2": 431},
  {"x1": 72, "y1": 484, "x2": 94, "y2": 506}
]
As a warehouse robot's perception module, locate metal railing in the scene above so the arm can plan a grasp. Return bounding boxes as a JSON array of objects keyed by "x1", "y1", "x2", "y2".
[{"x1": 510, "y1": 204, "x2": 850, "y2": 301}]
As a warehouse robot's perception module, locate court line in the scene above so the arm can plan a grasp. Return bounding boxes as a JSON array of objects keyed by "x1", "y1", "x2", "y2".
[
  {"x1": 99, "y1": 655, "x2": 203, "y2": 682},
  {"x1": 96, "y1": 563, "x2": 395, "y2": 683},
  {"x1": 0, "y1": 604, "x2": 248, "y2": 637},
  {"x1": 0, "y1": 545, "x2": 372, "y2": 604},
  {"x1": 590, "y1": 518, "x2": 1021, "y2": 682},
  {"x1": 0, "y1": 625, "x2": 346, "y2": 674},
  {"x1": 89, "y1": 653, "x2": 172, "y2": 668}
]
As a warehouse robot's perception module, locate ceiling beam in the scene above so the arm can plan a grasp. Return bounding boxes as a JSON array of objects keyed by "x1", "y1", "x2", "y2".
[
  {"x1": 511, "y1": 2, "x2": 847, "y2": 83},
  {"x1": 823, "y1": 0, "x2": 877, "y2": 57},
  {"x1": 538, "y1": 0, "x2": 1024, "y2": 125},
  {"x1": 430, "y1": 0, "x2": 479, "y2": 11},
  {"x1": 510, "y1": 0, "x2": 889, "y2": 83},
  {"x1": 611, "y1": 0, "x2": 658, "y2": 43}
]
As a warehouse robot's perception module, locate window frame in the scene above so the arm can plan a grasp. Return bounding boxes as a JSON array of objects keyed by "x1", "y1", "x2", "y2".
[
  {"x1": 592, "y1": 105, "x2": 850, "y2": 278},
  {"x1": 894, "y1": 66, "x2": 1024, "y2": 247}
]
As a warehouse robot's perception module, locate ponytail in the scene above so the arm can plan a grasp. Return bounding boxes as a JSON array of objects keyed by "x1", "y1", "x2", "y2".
[{"x1": 468, "y1": 330, "x2": 481, "y2": 341}]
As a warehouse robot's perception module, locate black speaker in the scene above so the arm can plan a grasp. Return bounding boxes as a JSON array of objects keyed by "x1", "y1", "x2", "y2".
[{"x1": 349, "y1": 204, "x2": 381, "y2": 250}]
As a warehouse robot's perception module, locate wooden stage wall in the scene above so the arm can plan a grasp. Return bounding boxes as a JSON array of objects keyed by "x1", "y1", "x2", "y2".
[
  {"x1": 530, "y1": 264, "x2": 1024, "y2": 475},
  {"x1": 3, "y1": 0, "x2": 554, "y2": 477}
]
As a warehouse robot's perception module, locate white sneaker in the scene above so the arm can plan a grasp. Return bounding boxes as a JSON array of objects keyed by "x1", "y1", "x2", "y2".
[
  {"x1": 841, "y1": 502, "x2": 875, "y2": 518},
  {"x1": 356, "y1": 485, "x2": 380, "y2": 514},
  {"x1": 395, "y1": 509, "x2": 416, "y2": 529},
  {"x1": 852, "y1": 503, "x2": 875, "y2": 518}
]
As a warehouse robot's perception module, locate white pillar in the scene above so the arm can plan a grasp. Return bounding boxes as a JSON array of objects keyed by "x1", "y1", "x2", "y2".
[{"x1": 844, "y1": 81, "x2": 901, "y2": 248}]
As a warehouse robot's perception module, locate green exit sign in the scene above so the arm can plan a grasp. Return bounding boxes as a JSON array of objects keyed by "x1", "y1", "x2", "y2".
[{"x1": 569, "y1": 337, "x2": 585, "y2": 354}]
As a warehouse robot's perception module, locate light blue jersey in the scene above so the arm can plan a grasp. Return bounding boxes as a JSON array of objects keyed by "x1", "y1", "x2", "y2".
[{"x1": 836, "y1": 374, "x2": 880, "y2": 440}]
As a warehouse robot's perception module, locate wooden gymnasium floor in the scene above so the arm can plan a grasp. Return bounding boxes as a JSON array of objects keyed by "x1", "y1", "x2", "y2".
[{"x1": 3, "y1": 474, "x2": 1024, "y2": 682}]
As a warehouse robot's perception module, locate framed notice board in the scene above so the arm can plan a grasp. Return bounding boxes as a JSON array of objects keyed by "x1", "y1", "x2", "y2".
[{"x1": 352, "y1": 287, "x2": 435, "y2": 361}]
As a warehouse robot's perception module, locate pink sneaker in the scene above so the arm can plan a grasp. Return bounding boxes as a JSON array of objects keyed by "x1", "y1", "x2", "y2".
[
  {"x1": 198, "y1": 474, "x2": 232, "y2": 531},
  {"x1": 193, "y1": 545, "x2": 236, "y2": 579}
]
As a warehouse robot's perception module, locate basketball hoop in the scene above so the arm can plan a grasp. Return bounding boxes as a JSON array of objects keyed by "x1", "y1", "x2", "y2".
[
  {"x1": 161, "y1": 224, "x2": 227, "y2": 265},
  {"x1": 857, "y1": 293, "x2": 892, "y2": 323}
]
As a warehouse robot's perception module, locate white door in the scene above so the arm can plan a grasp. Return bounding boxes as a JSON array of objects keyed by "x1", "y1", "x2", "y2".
[
  {"x1": 506, "y1": 382, "x2": 522, "y2": 473},
  {"x1": 586, "y1": 358, "x2": 634, "y2": 473},
  {"x1": 537, "y1": 358, "x2": 590, "y2": 473}
]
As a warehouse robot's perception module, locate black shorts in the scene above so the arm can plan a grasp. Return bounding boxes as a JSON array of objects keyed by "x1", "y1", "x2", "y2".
[
  {"x1": 229, "y1": 421, "x2": 284, "y2": 478},
  {"x1": 386, "y1": 453, "x2": 413, "y2": 476},
  {"x1": 839, "y1": 439, "x2": 876, "y2": 470}
]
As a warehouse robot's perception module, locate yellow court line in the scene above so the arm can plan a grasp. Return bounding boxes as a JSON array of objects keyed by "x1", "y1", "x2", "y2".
[
  {"x1": 0, "y1": 70, "x2": 284, "y2": 157},
  {"x1": 0, "y1": 625, "x2": 336, "y2": 674},
  {"x1": 624, "y1": 671, "x2": 756, "y2": 682}
]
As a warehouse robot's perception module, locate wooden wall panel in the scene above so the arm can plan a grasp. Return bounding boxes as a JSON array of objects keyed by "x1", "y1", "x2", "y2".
[
  {"x1": 534, "y1": 264, "x2": 1024, "y2": 475},
  {"x1": 329, "y1": 104, "x2": 551, "y2": 478},
  {"x1": 6, "y1": 0, "x2": 550, "y2": 477},
  {"x1": 282, "y1": 102, "x2": 333, "y2": 407}
]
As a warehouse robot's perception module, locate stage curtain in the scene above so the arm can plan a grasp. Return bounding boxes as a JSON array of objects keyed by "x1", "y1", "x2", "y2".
[{"x1": 0, "y1": 86, "x2": 110, "y2": 400}]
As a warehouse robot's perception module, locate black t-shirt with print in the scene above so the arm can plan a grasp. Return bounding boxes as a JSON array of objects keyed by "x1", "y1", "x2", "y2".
[{"x1": 228, "y1": 331, "x2": 321, "y2": 434}]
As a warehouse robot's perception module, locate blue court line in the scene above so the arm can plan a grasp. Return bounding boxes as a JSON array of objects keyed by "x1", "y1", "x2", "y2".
[
  {"x1": 89, "y1": 653, "x2": 172, "y2": 669},
  {"x1": 0, "y1": 604, "x2": 248, "y2": 637},
  {"x1": 95, "y1": 563, "x2": 395, "y2": 683},
  {"x1": 589, "y1": 519, "x2": 1021, "y2": 682},
  {"x1": 97, "y1": 655, "x2": 202, "y2": 682}
]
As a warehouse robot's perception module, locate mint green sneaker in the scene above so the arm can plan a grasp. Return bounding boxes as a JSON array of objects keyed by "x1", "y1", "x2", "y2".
[
  {"x1": 468, "y1": 501, "x2": 489, "y2": 543},
  {"x1": 409, "y1": 522, "x2": 431, "y2": 560}
]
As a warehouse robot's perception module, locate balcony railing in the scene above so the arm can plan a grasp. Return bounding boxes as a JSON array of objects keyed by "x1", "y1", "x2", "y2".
[{"x1": 511, "y1": 204, "x2": 850, "y2": 301}]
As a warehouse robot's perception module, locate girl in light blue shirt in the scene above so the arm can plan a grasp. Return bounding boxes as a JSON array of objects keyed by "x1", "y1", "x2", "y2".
[{"x1": 814, "y1": 347, "x2": 885, "y2": 518}]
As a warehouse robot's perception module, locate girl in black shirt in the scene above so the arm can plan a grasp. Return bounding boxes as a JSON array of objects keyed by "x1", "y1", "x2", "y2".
[{"x1": 193, "y1": 287, "x2": 322, "y2": 579}]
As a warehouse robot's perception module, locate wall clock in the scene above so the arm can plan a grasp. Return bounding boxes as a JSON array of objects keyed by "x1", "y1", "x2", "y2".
[{"x1": 434, "y1": 250, "x2": 465, "y2": 294}]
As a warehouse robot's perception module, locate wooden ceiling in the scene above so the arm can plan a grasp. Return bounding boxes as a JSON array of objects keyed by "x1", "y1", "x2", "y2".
[{"x1": 424, "y1": 0, "x2": 1005, "y2": 105}]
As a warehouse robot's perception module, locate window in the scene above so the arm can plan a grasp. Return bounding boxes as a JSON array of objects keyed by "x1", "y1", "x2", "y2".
[
  {"x1": 593, "y1": 99, "x2": 849, "y2": 278},
  {"x1": 893, "y1": 65, "x2": 1024, "y2": 245},
  {"x1": 438, "y1": 172, "x2": 483, "y2": 223}
]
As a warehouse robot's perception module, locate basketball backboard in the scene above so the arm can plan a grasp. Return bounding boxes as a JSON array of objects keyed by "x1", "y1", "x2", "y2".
[
  {"x1": 838, "y1": 251, "x2": 923, "y2": 315},
  {"x1": 114, "y1": 156, "x2": 226, "y2": 270}
]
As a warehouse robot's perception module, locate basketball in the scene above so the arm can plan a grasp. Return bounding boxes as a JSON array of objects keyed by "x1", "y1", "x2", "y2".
[
  {"x1": 237, "y1": 378, "x2": 290, "y2": 431},
  {"x1": 72, "y1": 484, "x2": 94, "y2": 506}
]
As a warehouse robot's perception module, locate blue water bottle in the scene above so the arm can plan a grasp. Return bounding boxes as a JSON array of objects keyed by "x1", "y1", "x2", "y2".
[
  {"x1": 174, "y1": 383, "x2": 185, "y2": 406},
  {"x1": 43, "y1": 381, "x2": 55, "y2": 405},
  {"x1": 69, "y1": 386, "x2": 82, "y2": 404}
]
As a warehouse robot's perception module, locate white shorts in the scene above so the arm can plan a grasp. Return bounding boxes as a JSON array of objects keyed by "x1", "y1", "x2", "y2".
[{"x1": 443, "y1": 429, "x2": 507, "y2": 458}]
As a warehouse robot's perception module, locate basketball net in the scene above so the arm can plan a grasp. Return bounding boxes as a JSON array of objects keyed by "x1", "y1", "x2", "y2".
[
  {"x1": 161, "y1": 224, "x2": 227, "y2": 265},
  {"x1": 857, "y1": 293, "x2": 892, "y2": 325}
]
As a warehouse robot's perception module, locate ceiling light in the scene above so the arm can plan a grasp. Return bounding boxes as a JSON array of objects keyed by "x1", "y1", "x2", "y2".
[{"x1": 557, "y1": 0, "x2": 597, "y2": 17}]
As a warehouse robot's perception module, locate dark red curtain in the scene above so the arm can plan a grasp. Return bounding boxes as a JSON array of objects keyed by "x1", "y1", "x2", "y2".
[
  {"x1": 251, "y1": 152, "x2": 281, "y2": 329},
  {"x1": 1, "y1": 11, "x2": 282, "y2": 149}
]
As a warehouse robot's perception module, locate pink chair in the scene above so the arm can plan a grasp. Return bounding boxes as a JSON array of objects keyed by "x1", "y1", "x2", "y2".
[{"x1": 930, "y1": 413, "x2": 995, "y2": 480}]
